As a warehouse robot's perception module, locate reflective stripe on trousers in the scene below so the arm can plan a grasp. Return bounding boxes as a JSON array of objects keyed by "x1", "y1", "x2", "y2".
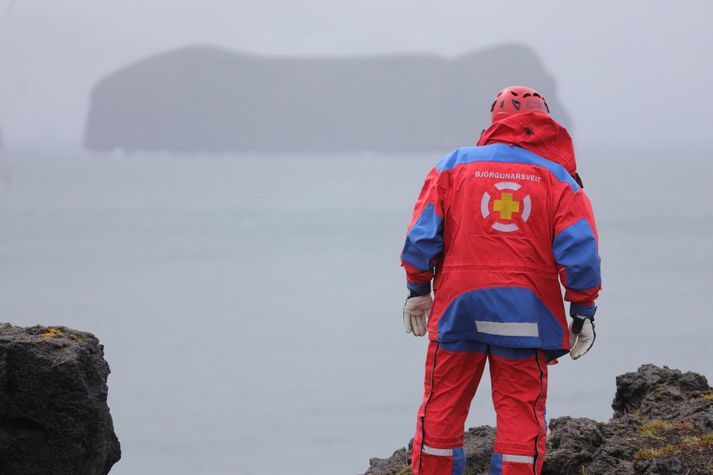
[
  {"x1": 412, "y1": 340, "x2": 548, "y2": 475},
  {"x1": 422, "y1": 445, "x2": 453, "y2": 457},
  {"x1": 503, "y1": 454, "x2": 535, "y2": 464}
]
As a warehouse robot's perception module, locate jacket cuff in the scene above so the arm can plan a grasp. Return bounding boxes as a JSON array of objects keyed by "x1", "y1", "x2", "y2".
[
  {"x1": 570, "y1": 303, "x2": 597, "y2": 318},
  {"x1": 407, "y1": 281, "x2": 431, "y2": 296}
]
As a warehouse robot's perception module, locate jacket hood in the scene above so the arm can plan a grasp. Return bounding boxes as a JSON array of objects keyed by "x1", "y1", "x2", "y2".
[{"x1": 477, "y1": 112, "x2": 578, "y2": 176}]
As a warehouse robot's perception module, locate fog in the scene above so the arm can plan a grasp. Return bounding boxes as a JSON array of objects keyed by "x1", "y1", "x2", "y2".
[
  {"x1": 1, "y1": 1, "x2": 713, "y2": 148},
  {"x1": 1, "y1": 2, "x2": 713, "y2": 475}
]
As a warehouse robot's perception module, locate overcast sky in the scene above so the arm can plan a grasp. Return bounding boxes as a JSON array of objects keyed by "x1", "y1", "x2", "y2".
[{"x1": 1, "y1": 0, "x2": 712, "y2": 148}]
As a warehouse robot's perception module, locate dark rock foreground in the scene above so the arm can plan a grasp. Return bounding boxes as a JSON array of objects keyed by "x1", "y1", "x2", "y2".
[
  {"x1": 0, "y1": 324, "x2": 121, "y2": 475},
  {"x1": 365, "y1": 365, "x2": 713, "y2": 474}
]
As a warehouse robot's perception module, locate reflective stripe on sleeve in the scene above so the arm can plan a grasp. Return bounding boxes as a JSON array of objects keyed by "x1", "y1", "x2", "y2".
[
  {"x1": 422, "y1": 445, "x2": 453, "y2": 457},
  {"x1": 502, "y1": 454, "x2": 535, "y2": 464},
  {"x1": 475, "y1": 321, "x2": 539, "y2": 337}
]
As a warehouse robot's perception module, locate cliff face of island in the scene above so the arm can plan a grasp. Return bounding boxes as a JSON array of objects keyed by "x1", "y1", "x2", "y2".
[
  {"x1": 365, "y1": 365, "x2": 713, "y2": 475},
  {"x1": 83, "y1": 43, "x2": 571, "y2": 153},
  {"x1": 0, "y1": 324, "x2": 121, "y2": 475}
]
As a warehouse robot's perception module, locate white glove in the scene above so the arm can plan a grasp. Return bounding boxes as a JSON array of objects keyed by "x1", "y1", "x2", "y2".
[
  {"x1": 403, "y1": 294, "x2": 432, "y2": 337},
  {"x1": 569, "y1": 315, "x2": 596, "y2": 360}
]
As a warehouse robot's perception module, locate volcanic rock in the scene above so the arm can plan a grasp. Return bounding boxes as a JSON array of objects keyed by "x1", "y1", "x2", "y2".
[
  {"x1": 364, "y1": 364, "x2": 713, "y2": 475},
  {"x1": 0, "y1": 324, "x2": 121, "y2": 475}
]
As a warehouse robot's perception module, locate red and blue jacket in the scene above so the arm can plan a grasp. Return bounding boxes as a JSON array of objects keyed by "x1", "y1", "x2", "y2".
[{"x1": 400, "y1": 112, "x2": 601, "y2": 358}]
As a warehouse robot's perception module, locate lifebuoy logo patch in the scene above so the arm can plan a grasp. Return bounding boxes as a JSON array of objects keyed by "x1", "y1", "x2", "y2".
[{"x1": 480, "y1": 182, "x2": 531, "y2": 233}]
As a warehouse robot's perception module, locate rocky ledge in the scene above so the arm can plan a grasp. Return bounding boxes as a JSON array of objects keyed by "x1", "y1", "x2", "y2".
[
  {"x1": 0, "y1": 324, "x2": 121, "y2": 475},
  {"x1": 365, "y1": 365, "x2": 713, "y2": 474}
]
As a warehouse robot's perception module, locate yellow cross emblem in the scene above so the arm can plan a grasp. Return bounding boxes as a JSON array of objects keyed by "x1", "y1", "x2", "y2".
[{"x1": 492, "y1": 193, "x2": 520, "y2": 220}]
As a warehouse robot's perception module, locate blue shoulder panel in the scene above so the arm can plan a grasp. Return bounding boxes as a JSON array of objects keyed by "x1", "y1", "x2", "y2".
[
  {"x1": 552, "y1": 218, "x2": 601, "y2": 290},
  {"x1": 401, "y1": 202, "x2": 444, "y2": 272},
  {"x1": 437, "y1": 144, "x2": 580, "y2": 191}
]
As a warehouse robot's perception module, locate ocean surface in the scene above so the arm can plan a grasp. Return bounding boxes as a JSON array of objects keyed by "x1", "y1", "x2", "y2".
[{"x1": 0, "y1": 144, "x2": 711, "y2": 474}]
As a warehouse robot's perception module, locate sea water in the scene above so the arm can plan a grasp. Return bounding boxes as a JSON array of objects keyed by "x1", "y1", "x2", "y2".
[{"x1": 0, "y1": 145, "x2": 711, "y2": 474}]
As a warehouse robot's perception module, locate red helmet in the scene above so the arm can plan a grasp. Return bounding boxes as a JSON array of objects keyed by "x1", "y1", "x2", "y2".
[{"x1": 490, "y1": 85, "x2": 550, "y2": 123}]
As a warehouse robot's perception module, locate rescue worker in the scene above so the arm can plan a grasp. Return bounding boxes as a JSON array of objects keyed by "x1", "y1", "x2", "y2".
[{"x1": 400, "y1": 85, "x2": 601, "y2": 475}]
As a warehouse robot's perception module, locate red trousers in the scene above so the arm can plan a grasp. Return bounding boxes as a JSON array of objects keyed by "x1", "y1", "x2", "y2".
[{"x1": 411, "y1": 340, "x2": 548, "y2": 475}]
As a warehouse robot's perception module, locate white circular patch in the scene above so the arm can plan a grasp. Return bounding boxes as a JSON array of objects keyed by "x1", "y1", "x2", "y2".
[{"x1": 480, "y1": 182, "x2": 531, "y2": 232}]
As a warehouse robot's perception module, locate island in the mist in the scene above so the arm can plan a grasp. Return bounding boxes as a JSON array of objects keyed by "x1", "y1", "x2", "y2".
[{"x1": 83, "y1": 43, "x2": 571, "y2": 153}]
